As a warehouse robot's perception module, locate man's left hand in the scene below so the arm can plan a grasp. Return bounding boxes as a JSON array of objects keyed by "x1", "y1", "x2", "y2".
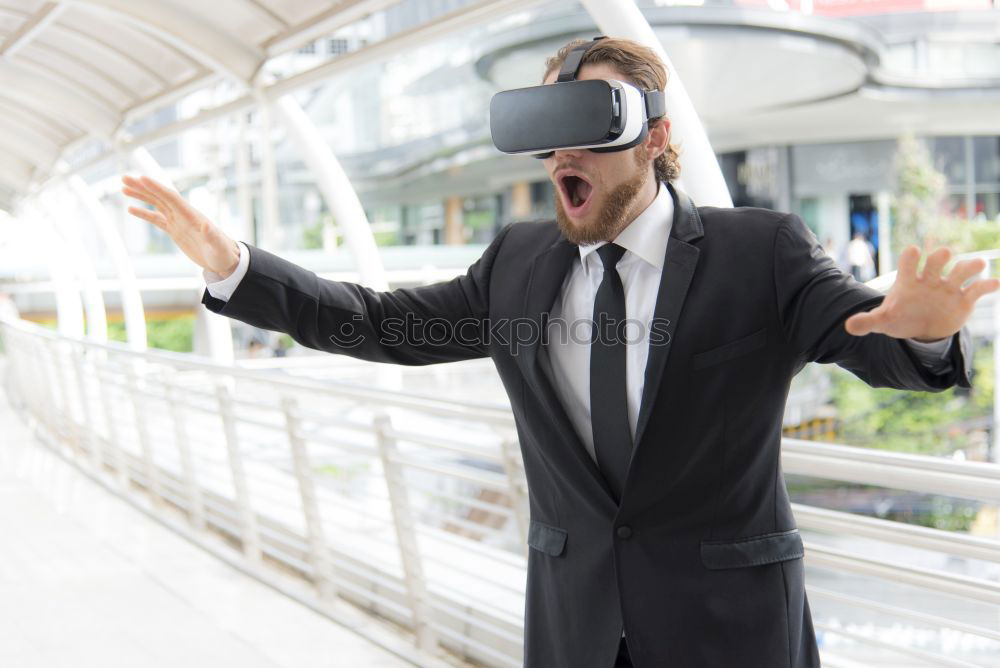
[{"x1": 844, "y1": 245, "x2": 1000, "y2": 341}]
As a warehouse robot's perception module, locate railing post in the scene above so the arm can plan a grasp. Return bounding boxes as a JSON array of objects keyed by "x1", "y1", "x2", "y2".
[
  {"x1": 96, "y1": 352, "x2": 131, "y2": 490},
  {"x1": 216, "y1": 379, "x2": 261, "y2": 564},
  {"x1": 53, "y1": 340, "x2": 83, "y2": 450},
  {"x1": 498, "y1": 435, "x2": 529, "y2": 548},
  {"x1": 373, "y1": 411, "x2": 438, "y2": 652},
  {"x1": 282, "y1": 395, "x2": 336, "y2": 599},
  {"x1": 70, "y1": 344, "x2": 102, "y2": 473},
  {"x1": 125, "y1": 359, "x2": 163, "y2": 507},
  {"x1": 37, "y1": 337, "x2": 67, "y2": 438},
  {"x1": 164, "y1": 369, "x2": 206, "y2": 530}
]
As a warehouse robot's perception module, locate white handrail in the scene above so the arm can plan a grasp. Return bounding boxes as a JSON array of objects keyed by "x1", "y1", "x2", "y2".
[{"x1": 2, "y1": 315, "x2": 999, "y2": 667}]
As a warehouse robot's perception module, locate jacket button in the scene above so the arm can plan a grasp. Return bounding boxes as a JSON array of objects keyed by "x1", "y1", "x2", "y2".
[{"x1": 617, "y1": 526, "x2": 633, "y2": 539}]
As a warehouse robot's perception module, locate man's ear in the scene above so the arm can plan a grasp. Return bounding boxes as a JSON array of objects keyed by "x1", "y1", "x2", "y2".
[{"x1": 647, "y1": 118, "x2": 671, "y2": 160}]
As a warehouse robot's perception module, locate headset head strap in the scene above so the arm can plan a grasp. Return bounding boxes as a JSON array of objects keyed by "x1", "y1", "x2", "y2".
[{"x1": 556, "y1": 36, "x2": 607, "y2": 83}]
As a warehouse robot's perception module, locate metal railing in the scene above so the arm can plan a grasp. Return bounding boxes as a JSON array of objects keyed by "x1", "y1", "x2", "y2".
[{"x1": 2, "y1": 314, "x2": 999, "y2": 666}]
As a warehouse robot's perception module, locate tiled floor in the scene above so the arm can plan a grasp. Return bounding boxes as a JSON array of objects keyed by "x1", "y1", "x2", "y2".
[{"x1": 0, "y1": 381, "x2": 412, "y2": 668}]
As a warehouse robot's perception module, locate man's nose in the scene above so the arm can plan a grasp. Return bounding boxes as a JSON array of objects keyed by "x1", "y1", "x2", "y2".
[{"x1": 553, "y1": 147, "x2": 587, "y2": 160}]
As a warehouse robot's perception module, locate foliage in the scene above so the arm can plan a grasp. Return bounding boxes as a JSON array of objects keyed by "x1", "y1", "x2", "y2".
[
  {"x1": 107, "y1": 316, "x2": 194, "y2": 353},
  {"x1": 887, "y1": 496, "x2": 978, "y2": 532},
  {"x1": 827, "y1": 344, "x2": 993, "y2": 458},
  {"x1": 928, "y1": 217, "x2": 1000, "y2": 272},
  {"x1": 302, "y1": 220, "x2": 324, "y2": 250},
  {"x1": 890, "y1": 133, "x2": 947, "y2": 258}
]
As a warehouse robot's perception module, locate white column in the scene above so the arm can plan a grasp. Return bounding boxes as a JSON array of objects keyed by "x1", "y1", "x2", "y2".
[
  {"x1": 256, "y1": 102, "x2": 281, "y2": 249},
  {"x1": 68, "y1": 174, "x2": 148, "y2": 350},
  {"x1": 37, "y1": 187, "x2": 108, "y2": 343},
  {"x1": 235, "y1": 111, "x2": 255, "y2": 244},
  {"x1": 21, "y1": 203, "x2": 84, "y2": 338},
  {"x1": 876, "y1": 190, "x2": 893, "y2": 275},
  {"x1": 262, "y1": 83, "x2": 389, "y2": 290},
  {"x1": 578, "y1": 0, "x2": 732, "y2": 208}
]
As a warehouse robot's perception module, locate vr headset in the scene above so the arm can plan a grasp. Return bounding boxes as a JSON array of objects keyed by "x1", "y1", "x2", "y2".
[{"x1": 489, "y1": 36, "x2": 666, "y2": 159}]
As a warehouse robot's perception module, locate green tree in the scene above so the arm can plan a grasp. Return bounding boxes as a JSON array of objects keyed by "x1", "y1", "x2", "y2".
[
  {"x1": 107, "y1": 316, "x2": 194, "y2": 353},
  {"x1": 828, "y1": 345, "x2": 993, "y2": 458},
  {"x1": 890, "y1": 133, "x2": 947, "y2": 258}
]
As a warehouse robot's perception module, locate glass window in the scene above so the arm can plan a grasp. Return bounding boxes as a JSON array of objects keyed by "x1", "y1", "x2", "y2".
[
  {"x1": 795, "y1": 197, "x2": 820, "y2": 238},
  {"x1": 328, "y1": 38, "x2": 350, "y2": 56},
  {"x1": 975, "y1": 192, "x2": 999, "y2": 221},
  {"x1": 973, "y1": 136, "x2": 1000, "y2": 185},
  {"x1": 931, "y1": 137, "x2": 966, "y2": 184}
]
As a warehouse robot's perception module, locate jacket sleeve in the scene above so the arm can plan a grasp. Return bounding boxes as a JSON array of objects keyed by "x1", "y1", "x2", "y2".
[
  {"x1": 773, "y1": 212, "x2": 973, "y2": 391},
  {"x1": 201, "y1": 222, "x2": 514, "y2": 365}
]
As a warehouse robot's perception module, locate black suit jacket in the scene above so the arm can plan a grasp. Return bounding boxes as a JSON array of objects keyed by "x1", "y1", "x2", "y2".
[{"x1": 202, "y1": 182, "x2": 973, "y2": 668}]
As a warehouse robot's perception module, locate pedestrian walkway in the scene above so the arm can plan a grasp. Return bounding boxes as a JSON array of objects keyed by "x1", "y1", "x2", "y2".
[{"x1": 0, "y1": 367, "x2": 412, "y2": 668}]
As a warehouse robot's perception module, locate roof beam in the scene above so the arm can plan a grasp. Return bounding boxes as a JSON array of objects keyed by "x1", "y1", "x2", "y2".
[
  {"x1": 56, "y1": 0, "x2": 264, "y2": 82},
  {"x1": 46, "y1": 23, "x2": 171, "y2": 86},
  {"x1": 0, "y1": 60, "x2": 119, "y2": 135},
  {"x1": 21, "y1": 41, "x2": 140, "y2": 102},
  {"x1": 14, "y1": 56, "x2": 122, "y2": 110},
  {"x1": 262, "y1": 0, "x2": 400, "y2": 56},
  {"x1": 0, "y1": 8, "x2": 174, "y2": 87},
  {"x1": 0, "y1": 122, "x2": 61, "y2": 168},
  {"x1": 244, "y1": 0, "x2": 290, "y2": 29},
  {"x1": 67, "y1": 0, "x2": 549, "y2": 176},
  {"x1": 0, "y1": 98, "x2": 75, "y2": 144},
  {"x1": 0, "y1": 2, "x2": 65, "y2": 58}
]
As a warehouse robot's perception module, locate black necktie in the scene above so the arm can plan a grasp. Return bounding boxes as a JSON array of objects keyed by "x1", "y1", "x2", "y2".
[{"x1": 591, "y1": 242, "x2": 632, "y2": 503}]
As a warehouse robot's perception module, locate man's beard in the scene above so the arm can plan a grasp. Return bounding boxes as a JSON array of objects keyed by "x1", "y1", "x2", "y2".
[{"x1": 554, "y1": 146, "x2": 650, "y2": 245}]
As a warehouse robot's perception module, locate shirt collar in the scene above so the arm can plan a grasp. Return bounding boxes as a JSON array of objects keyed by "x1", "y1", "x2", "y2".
[{"x1": 577, "y1": 180, "x2": 673, "y2": 274}]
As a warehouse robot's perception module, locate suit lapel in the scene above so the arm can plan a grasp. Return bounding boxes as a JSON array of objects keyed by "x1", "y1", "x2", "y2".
[
  {"x1": 513, "y1": 182, "x2": 704, "y2": 505},
  {"x1": 516, "y1": 236, "x2": 618, "y2": 502},
  {"x1": 632, "y1": 183, "x2": 704, "y2": 452}
]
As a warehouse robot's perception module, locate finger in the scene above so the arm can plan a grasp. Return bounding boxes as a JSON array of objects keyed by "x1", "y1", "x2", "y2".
[
  {"x1": 962, "y1": 277, "x2": 1000, "y2": 304},
  {"x1": 920, "y1": 246, "x2": 951, "y2": 282},
  {"x1": 121, "y1": 186, "x2": 160, "y2": 208},
  {"x1": 896, "y1": 245, "x2": 921, "y2": 286},
  {"x1": 125, "y1": 188, "x2": 173, "y2": 222},
  {"x1": 945, "y1": 257, "x2": 987, "y2": 291},
  {"x1": 844, "y1": 308, "x2": 884, "y2": 336},
  {"x1": 121, "y1": 174, "x2": 144, "y2": 189},
  {"x1": 121, "y1": 175, "x2": 172, "y2": 209},
  {"x1": 140, "y1": 175, "x2": 187, "y2": 211},
  {"x1": 126, "y1": 205, "x2": 167, "y2": 229},
  {"x1": 132, "y1": 178, "x2": 180, "y2": 219}
]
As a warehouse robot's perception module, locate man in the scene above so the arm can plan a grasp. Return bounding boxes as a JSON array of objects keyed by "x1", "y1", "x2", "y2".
[
  {"x1": 121, "y1": 36, "x2": 996, "y2": 668},
  {"x1": 847, "y1": 230, "x2": 877, "y2": 282}
]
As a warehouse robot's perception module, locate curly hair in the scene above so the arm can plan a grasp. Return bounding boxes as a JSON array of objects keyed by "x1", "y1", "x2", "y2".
[{"x1": 542, "y1": 37, "x2": 681, "y2": 183}]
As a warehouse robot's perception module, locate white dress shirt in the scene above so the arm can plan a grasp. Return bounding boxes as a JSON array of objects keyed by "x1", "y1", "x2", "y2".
[
  {"x1": 205, "y1": 182, "x2": 954, "y2": 464},
  {"x1": 533, "y1": 181, "x2": 954, "y2": 464}
]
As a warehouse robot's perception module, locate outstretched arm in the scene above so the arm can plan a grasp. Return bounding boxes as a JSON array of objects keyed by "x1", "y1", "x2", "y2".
[
  {"x1": 122, "y1": 175, "x2": 510, "y2": 365},
  {"x1": 774, "y1": 214, "x2": 993, "y2": 391}
]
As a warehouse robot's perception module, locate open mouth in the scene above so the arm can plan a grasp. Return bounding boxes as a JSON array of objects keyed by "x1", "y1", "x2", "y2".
[{"x1": 558, "y1": 173, "x2": 594, "y2": 213}]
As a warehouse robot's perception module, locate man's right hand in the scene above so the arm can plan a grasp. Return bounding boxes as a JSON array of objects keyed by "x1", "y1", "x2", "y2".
[{"x1": 121, "y1": 175, "x2": 241, "y2": 277}]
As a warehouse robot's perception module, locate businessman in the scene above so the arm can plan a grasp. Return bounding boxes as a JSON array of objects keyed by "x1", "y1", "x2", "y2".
[{"x1": 122, "y1": 36, "x2": 997, "y2": 668}]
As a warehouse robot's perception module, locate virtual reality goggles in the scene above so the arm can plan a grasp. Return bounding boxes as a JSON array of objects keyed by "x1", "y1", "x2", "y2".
[{"x1": 489, "y1": 36, "x2": 666, "y2": 159}]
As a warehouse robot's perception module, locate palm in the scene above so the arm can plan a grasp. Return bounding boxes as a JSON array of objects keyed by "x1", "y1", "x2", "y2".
[
  {"x1": 844, "y1": 245, "x2": 1000, "y2": 340},
  {"x1": 121, "y1": 175, "x2": 238, "y2": 275}
]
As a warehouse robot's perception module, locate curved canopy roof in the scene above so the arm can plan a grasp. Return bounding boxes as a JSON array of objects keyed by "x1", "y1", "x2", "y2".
[{"x1": 0, "y1": 0, "x2": 391, "y2": 211}]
